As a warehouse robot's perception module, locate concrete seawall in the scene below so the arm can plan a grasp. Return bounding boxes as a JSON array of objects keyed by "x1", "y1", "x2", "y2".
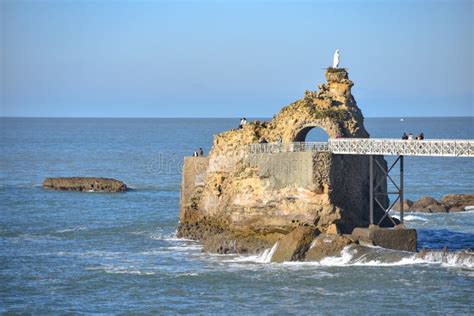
[
  {"x1": 180, "y1": 157, "x2": 208, "y2": 221},
  {"x1": 245, "y1": 152, "x2": 316, "y2": 189}
]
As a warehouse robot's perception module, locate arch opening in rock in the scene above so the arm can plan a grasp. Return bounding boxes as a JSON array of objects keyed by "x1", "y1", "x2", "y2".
[{"x1": 293, "y1": 125, "x2": 330, "y2": 142}]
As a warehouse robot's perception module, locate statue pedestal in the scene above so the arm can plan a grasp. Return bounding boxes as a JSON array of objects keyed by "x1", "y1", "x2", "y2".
[{"x1": 325, "y1": 68, "x2": 348, "y2": 82}]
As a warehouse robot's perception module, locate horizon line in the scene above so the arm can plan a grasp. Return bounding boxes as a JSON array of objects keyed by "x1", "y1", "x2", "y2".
[{"x1": 1, "y1": 115, "x2": 473, "y2": 119}]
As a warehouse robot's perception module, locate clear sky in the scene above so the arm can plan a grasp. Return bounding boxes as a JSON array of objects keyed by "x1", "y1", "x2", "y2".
[{"x1": 1, "y1": 0, "x2": 472, "y2": 118}]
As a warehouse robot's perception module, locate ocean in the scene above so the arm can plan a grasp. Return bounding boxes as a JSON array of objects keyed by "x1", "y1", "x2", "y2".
[{"x1": 1, "y1": 117, "x2": 473, "y2": 314}]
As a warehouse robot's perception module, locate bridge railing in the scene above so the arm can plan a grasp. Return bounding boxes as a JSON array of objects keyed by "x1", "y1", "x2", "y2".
[
  {"x1": 247, "y1": 139, "x2": 473, "y2": 157},
  {"x1": 248, "y1": 142, "x2": 329, "y2": 154},
  {"x1": 328, "y1": 138, "x2": 474, "y2": 157}
]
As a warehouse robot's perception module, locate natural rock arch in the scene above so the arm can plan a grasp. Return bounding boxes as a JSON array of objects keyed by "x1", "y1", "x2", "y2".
[{"x1": 291, "y1": 120, "x2": 342, "y2": 142}]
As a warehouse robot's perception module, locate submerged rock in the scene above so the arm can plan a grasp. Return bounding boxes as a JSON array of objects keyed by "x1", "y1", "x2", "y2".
[
  {"x1": 43, "y1": 177, "x2": 127, "y2": 192},
  {"x1": 304, "y1": 234, "x2": 353, "y2": 262},
  {"x1": 417, "y1": 249, "x2": 474, "y2": 267},
  {"x1": 271, "y1": 226, "x2": 319, "y2": 263}
]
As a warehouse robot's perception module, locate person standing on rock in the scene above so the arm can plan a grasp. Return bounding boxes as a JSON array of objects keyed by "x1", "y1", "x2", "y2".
[
  {"x1": 239, "y1": 118, "x2": 247, "y2": 129},
  {"x1": 199, "y1": 148, "x2": 204, "y2": 156}
]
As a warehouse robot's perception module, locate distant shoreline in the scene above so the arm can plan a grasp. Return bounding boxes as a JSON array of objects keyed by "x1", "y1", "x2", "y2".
[{"x1": 1, "y1": 116, "x2": 473, "y2": 119}]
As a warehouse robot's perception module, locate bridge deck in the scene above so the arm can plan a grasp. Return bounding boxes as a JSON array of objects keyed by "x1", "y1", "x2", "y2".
[{"x1": 248, "y1": 138, "x2": 474, "y2": 157}]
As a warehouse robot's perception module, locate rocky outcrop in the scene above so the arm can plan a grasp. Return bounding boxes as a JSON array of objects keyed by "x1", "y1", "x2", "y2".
[
  {"x1": 394, "y1": 194, "x2": 473, "y2": 213},
  {"x1": 178, "y1": 68, "x2": 394, "y2": 257},
  {"x1": 43, "y1": 177, "x2": 127, "y2": 192}
]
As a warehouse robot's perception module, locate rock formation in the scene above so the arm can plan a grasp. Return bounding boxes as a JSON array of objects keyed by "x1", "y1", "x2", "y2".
[
  {"x1": 178, "y1": 68, "x2": 395, "y2": 258},
  {"x1": 392, "y1": 194, "x2": 473, "y2": 213},
  {"x1": 441, "y1": 194, "x2": 474, "y2": 211},
  {"x1": 43, "y1": 177, "x2": 128, "y2": 192}
]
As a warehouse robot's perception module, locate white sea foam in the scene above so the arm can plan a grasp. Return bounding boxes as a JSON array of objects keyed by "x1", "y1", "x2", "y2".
[
  {"x1": 256, "y1": 242, "x2": 279, "y2": 263},
  {"x1": 222, "y1": 242, "x2": 279, "y2": 264},
  {"x1": 391, "y1": 214, "x2": 428, "y2": 221},
  {"x1": 310, "y1": 247, "x2": 473, "y2": 268},
  {"x1": 223, "y1": 245, "x2": 474, "y2": 269},
  {"x1": 421, "y1": 250, "x2": 474, "y2": 268},
  {"x1": 78, "y1": 251, "x2": 125, "y2": 258},
  {"x1": 167, "y1": 244, "x2": 203, "y2": 252},
  {"x1": 56, "y1": 226, "x2": 88, "y2": 233},
  {"x1": 144, "y1": 230, "x2": 196, "y2": 242},
  {"x1": 163, "y1": 236, "x2": 196, "y2": 242},
  {"x1": 459, "y1": 206, "x2": 474, "y2": 213},
  {"x1": 403, "y1": 215, "x2": 428, "y2": 221},
  {"x1": 176, "y1": 272, "x2": 198, "y2": 277},
  {"x1": 86, "y1": 265, "x2": 156, "y2": 275}
]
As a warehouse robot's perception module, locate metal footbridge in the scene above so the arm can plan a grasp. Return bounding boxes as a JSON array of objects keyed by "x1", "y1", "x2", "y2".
[
  {"x1": 249, "y1": 138, "x2": 474, "y2": 157},
  {"x1": 248, "y1": 138, "x2": 474, "y2": 226}
]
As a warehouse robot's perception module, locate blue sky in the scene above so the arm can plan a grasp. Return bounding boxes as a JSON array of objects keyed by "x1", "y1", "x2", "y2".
[{"x1": 1, "y1": 0, "x2": 472, "y2": 117}]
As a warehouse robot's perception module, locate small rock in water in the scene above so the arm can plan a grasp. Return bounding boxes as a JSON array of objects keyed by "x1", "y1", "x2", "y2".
[
  {"x1": 392, "y1": 199, "x2": 414, "y2": 211},
  {"x1": 43, "y1": 177, "x2": 128, "y2": 192},
  {"x1": 442, "y1": 194, "x2": 474, "y2": 211},
  {"x1": 411, "y1": 196, "x2": 447, "y2": 213},
  {"x1": 448, "y1": 206, "x2": 465, "y2": 212},
  {"x1": 407, "y1": 194, "x2": 473, "y2": 213}
]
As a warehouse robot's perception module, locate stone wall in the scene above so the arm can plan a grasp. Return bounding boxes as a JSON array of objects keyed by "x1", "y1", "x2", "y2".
[
  {"x1": 245, "y1": 152, "x2": 315, "y2": 189},
  {"x1": 180, "y1": 157, "x2": 208, "y2": 221}
]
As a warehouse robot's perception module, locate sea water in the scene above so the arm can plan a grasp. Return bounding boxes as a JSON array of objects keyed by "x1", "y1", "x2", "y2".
[{"x1": 1, "y1": 117, "x2": 473, "y2": 314}]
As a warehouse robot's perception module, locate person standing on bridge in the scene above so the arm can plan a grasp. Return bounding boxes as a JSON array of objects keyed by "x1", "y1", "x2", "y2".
[
  {"x1": 408, "y1": 133, "x2": 414, "y2": 140},
  {"x1": 402, "y1": 132, "x2": 408, "y2": 140}
]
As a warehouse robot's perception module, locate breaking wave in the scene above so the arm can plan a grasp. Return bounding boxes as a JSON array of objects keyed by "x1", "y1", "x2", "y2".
[
  {"x1": 228, "y1": 245, "x2": 473, "y2": 269},
  {"x1": 391, "y1": 213, "x2": 428, "y2": 221},
  {"x1": 313, "y1": 246, "x2": 473, "y2": 268},
  {"x1": 221, "y1": 242, "x2": 279, "y2": 264}
]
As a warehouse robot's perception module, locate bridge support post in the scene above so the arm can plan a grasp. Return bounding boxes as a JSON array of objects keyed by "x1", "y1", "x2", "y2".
[
  {"x1": 369, "y1": 155, "x2": 374, "y2": 225},
  {"x1": 369, "y1": 155, "x2": 404, "y2": 227},
  {"x1": 400, "y1": 156, "x2": 404, "y2": 225}
]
